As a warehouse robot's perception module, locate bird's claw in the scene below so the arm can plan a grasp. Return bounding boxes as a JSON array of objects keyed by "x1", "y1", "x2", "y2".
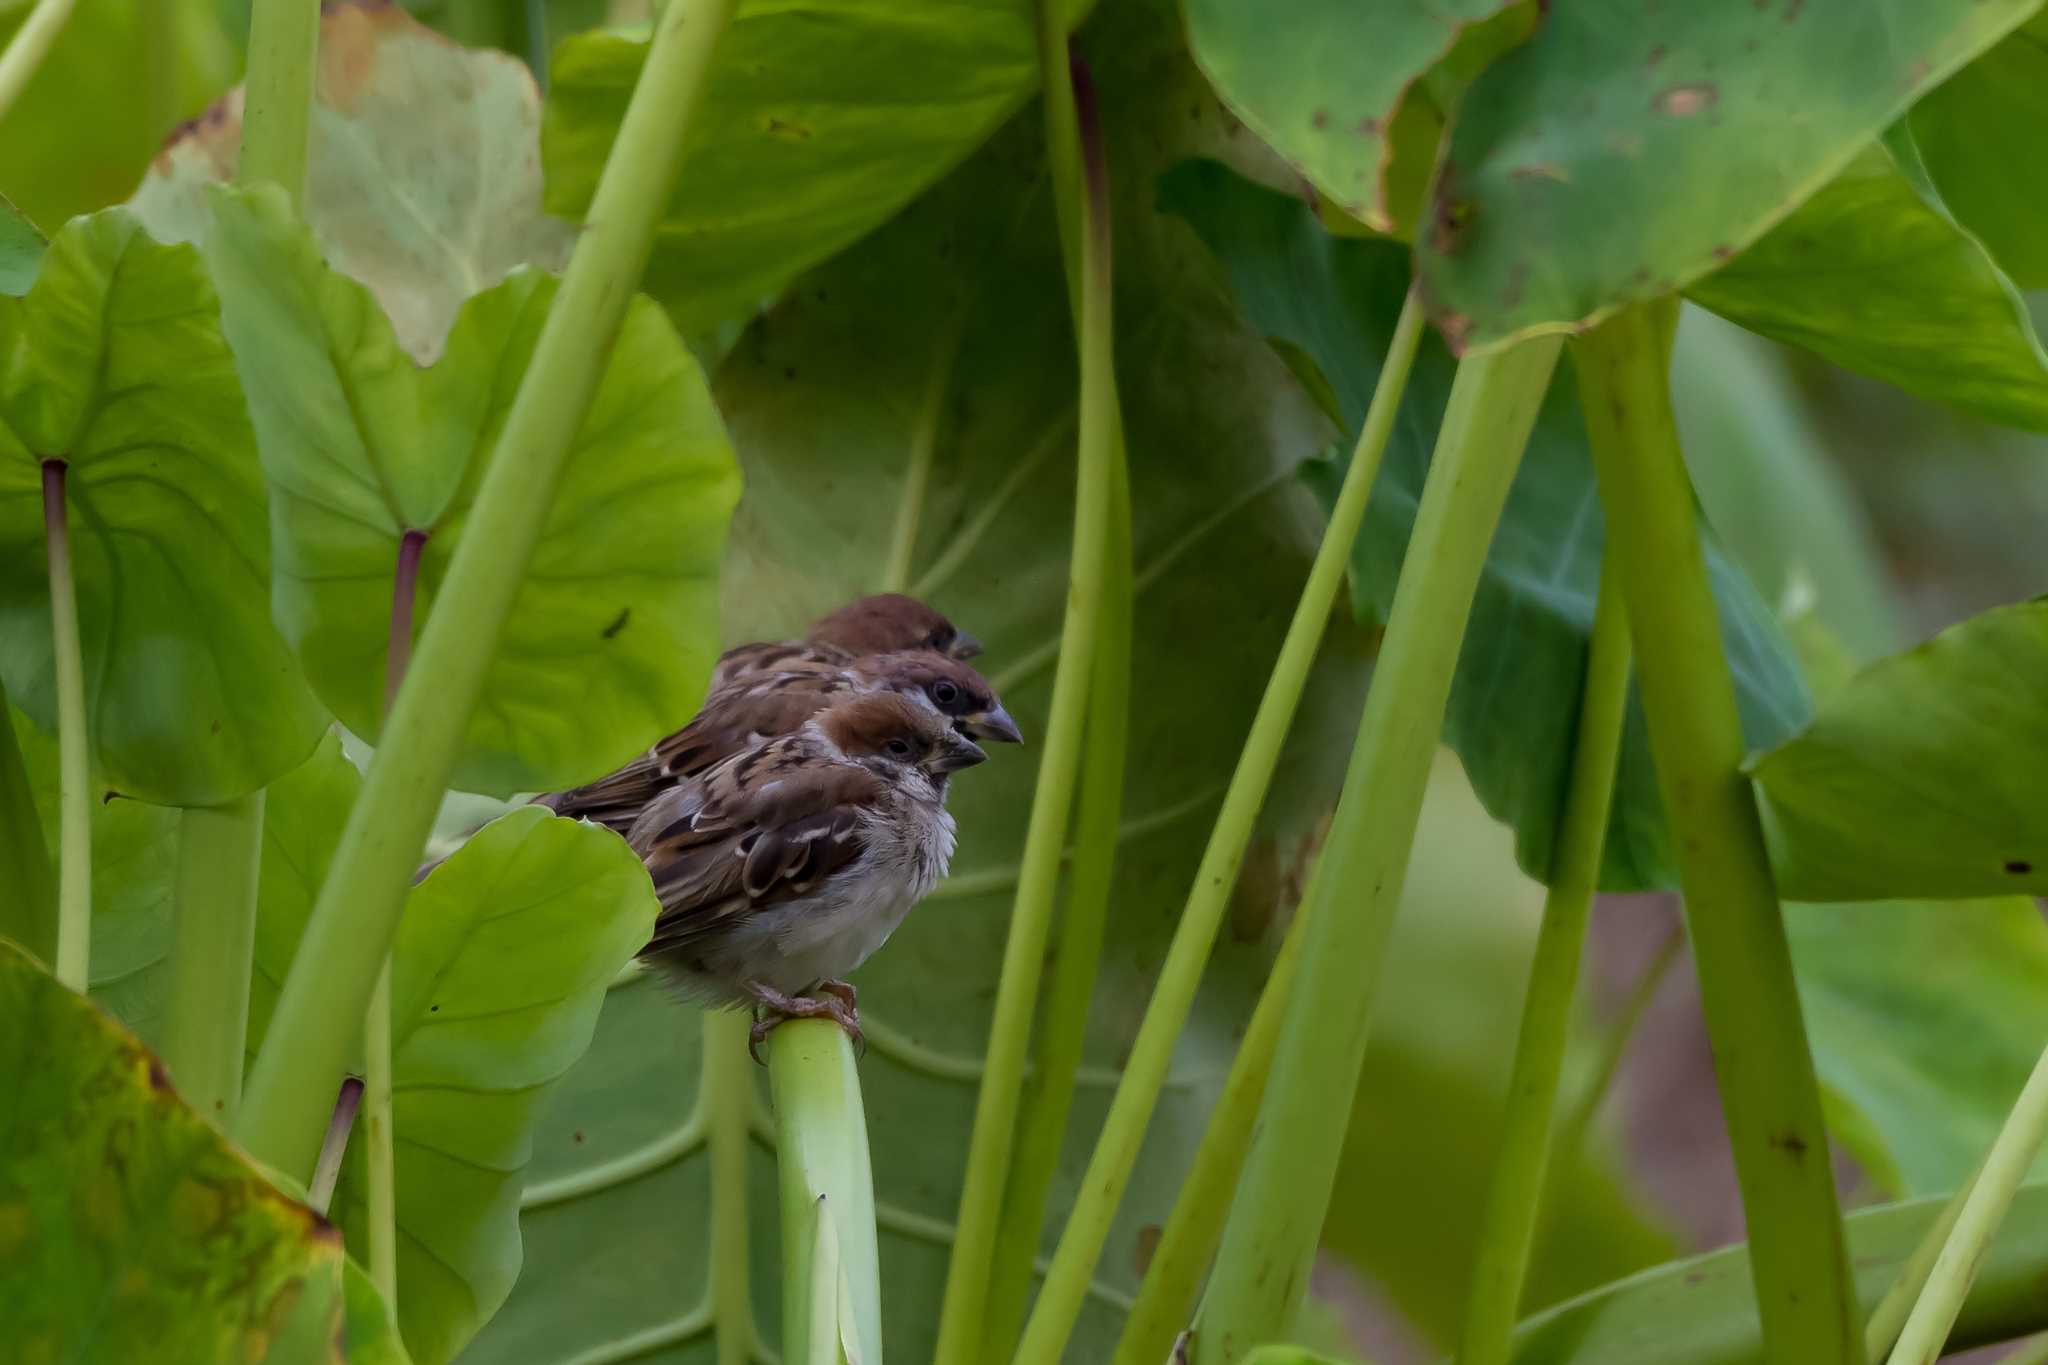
[{"x1": 745, "y1": 982, "x2": 864, "y2": 1064}]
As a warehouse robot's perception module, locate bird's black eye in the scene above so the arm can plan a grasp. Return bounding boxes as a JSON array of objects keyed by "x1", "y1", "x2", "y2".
[
  {"x1": 885, "y1": 738, "x2": 914, "y2": 759},
  {"x1": 931, "y1": 680, "x2": 960, "y2": 706}
]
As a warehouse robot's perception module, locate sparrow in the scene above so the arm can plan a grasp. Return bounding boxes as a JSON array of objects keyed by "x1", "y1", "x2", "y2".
[
  {"x1": 625, "y1": 690, "x2": 988, "y2": 1055},
  {"x1": 537, "y1": 649, "x2": 1021, "y2": 834},
  {"x1": 711, "y1": 592, "x2": 981, "y2": 688}
]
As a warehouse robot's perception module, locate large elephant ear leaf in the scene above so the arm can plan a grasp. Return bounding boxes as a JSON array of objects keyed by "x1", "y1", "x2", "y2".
[
  {"x1": 1750, "y1": 596, "x2": 2048, "y2": 901},
  {"x1": 0, "y1": 208, "x2": 328, "y2": 807},
  {"x1": 542, "y1": 0, "x2": 1046, "y2": 332},
  {"x1": 1160, "y1": 159, "x2": 1809, "y2": 892},
  {"x1": 1414, "y1": 0, "x2": 2039, "y2": 352},
  {"x1": 131, "y1": 0, "x2": 573, "y2": 364},
  {"x1": 200, "y1": 185, "x2": 740, "y2": 797},
  {"x1": 1910, "y1": 10, "x2": 2048, "y2": 290},
  {"x1": 0, "y1": 193, "x2": 42, "y2": 296},
  {"x1": 0, "y1": 939, "x2": 345, "y2": 1362}
]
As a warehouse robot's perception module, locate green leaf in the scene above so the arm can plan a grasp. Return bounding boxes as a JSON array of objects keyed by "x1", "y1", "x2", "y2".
[
  {"x1": 469, "y1": 18, "x2": 1370, "y2": 1361},
  {"x1": 1159, "y1": 158, "x2": 1810, "y2": 892},
  {"x1": 1241, "y1": 1347, "x2": 1360, "y2": 1365},
  {"x1": 1181, "y1": 0, "x2": 1532, "y2": 235},
  {"x1": 1507, "y1": 1183, "x2": 2048, "y2": 1364},
  {"x1": 1413, "y1": 0, "x2": 2040, "y2": 352},
  {"x1": 1321, "y1": 755, "x2": 1676, "y2": 1344},
  {"x1": 270, "y1": 1255, "x2": 416, "y2": 1365},
  {"x1": 314, "y1": 808, "x2": 659, "y2": 1365},
  {"x1": 131, "y1": 0, "x2": 575, "y2": 363},
  {"x1": 1911, "y1": 12, "x2": 2048, "y2": 289},
  {"x1": 1790, "y1": 895, "x2": 2048, "y2": 1197},
  {"x1": 200, "y1": 185, "x2": 740, "y2": 798},
  {"x1": 0, "y1": 938, "x2": 344, "y2": 1362},
  {"x1": 542, "y1": 0, "x2": 1044, "y2": 332},
  {"x1": 1749, "y1": 596, "x2": 2048, "y2": 901},
  {"x1": 0, "y1": 209, "x2": 329, "y2": 806},
  {"x1": 0, "y1": 0, "x2": 235, "y2": 230},
  {"x1": 1685, "y1": 138, "x2": 2048, "y2": 434},
  {"x1": 0, "y1": 191, "x2": 42, "y2": 296}
]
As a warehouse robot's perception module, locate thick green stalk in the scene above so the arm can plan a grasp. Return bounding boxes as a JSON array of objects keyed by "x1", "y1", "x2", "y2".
[
  {"x1": 1017, "y1": 286, "x2": 1430, "y2": 1365},
  {"x1": 0, "y1": 0, "x2": 78, "y2": 126},
  {"x1": 1886, "y1": 1044, "x2": 2048, "y2": 1365},
  {"x1": 931, "y1": 53, "x2": 1121, "y2": 1364},
  {"x1": 42, "y1": 461, "x2": 88, "y2": 993},
  {"x1": 1575, "y1": 301, "x2": 1856, "y2": 1365},
  {"x1": 364, "y1": 961, "x2": 397, "y2": 1303},
  {"x1": 1455, "y1": 558, "x2": 1631, "y2": 1365},
  {"x1": 236, "y1": 0, "x2": 741, "y2": 1179},
  {"x1": 705, "y1": 1009, "x2": 754, "y2": 1365},
  {"x1": 771, "y1": 1018, "x2": 881, "y2": 1365},
  {"x1": 1195, "y1": 336, "x2": 1564, "y2": 1364},
  {"x1": 1112, "y1": 898, "x2": 1309, "y2": 1365},
  {"x1": 2003, "y1": 1335, "x2": 2048, "y2": 1365},
  {"x1": 0, "y1": 681, "x2": 57, "y2": 966},
  {"x1": 163, "y1": 793, "x2": 267, "y2": 1126},
  {"x1": 239, "y1": 0, "x2": 321, "y2": 208},
  {"x1": 978, "y1": 29, "x2": 1134, "y2": 1357},
  {"x1": 1867, "y1": 1160, "x2": 1981, "y2": 1360}
]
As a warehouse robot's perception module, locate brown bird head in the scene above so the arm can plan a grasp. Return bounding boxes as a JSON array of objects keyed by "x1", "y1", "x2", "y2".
[
  {"x1": 807, "y1": 593, "x2": 982, "y2": 662},
  {"x1": 858, "y1": 651, "x2": 1023, "y2": 745},
  {"x1": 816, "y1": 692, "x2": 987, "y2": 779}
]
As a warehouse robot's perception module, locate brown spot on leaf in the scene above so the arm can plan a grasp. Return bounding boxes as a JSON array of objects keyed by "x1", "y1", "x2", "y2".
[
  {"x1": 601, "y1": 608, "x2": 630, "y2": 640},
  {"x1": 1647, "y1": 44, "x2": 1666, "y2": 67},
  {"x1": 1712, "y1": 244, "x2": 1733, "y2": 261},
  {"x1": 1655, "y1": 84, "x2": 1718, "y2": 117},
  {"x1": 148, "y1": 1056, "x2": 174, "y2": 1094},
  {"x1": 1358, "y1": 115, "x2": 1383, "y2": 136},
  {"x1": 763, "y1": 115, "x2": 813, "y2": 140},
  {"x1": 573, "y1": 1130, "x2": 586, "y2": 1144},
  {"x1": 1310, "y1": 109, "x2": 1330, "y2": 130},
  {"x1": 1770, "y1": 1129, "x2": 1810, "y2": 1160},
  {"x1": 2008, "y1": 860, "x2": 2033, "y2": 875}
]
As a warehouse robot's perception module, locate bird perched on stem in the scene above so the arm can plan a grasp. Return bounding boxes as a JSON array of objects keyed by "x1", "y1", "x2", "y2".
[
  {"x1": 539, "y1": 648, "x2": 1021, "y2": 833},
  {"x1": 713, "y1": 592, "x2": 981, "y2": 687},
  {"x1": 627, "y1": 691, "x2": 988, "y2": 1056}
]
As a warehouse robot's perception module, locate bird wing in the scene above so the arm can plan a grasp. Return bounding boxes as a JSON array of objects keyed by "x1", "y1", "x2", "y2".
[
  {"x1": 710, "y1": 639, "x2": 851, "y2": 689},
  {"x1": 538, "y1": 669, "x2": 863, "y2": 832},
  {"x1": 628, "y1": 743, "x2": 885, "y2": 957}
]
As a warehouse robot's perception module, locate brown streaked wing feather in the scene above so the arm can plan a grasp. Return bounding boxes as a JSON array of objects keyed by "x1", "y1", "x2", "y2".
[
  {"x1": 710, "y1": 639, "x2": 853, "y2": 689},
  {"x1": 628, "y1": 746, "x2": 885, "y2": 955}
]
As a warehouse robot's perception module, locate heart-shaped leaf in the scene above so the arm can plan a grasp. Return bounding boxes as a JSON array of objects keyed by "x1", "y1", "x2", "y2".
[
  {"x1": 1182, "y1": 0, "x2": 1534, "y2": 236},
  {"x1": 0, "y1": 209, "x2": 328, "y2": 806},
  {"x1": 1159, "y1": 158, "x2": 1809, "y2": 892},
  {"x1": 1911, "y1": 11, "x2": 2048, "y2": 290},
  {"x1": 198, "y1": 185, "x2": 740, "y2": 798},
  {"x1": 467, "y1": 19, "x2": 1371, "y2": 1361},
  {"x1": 0, "y1": 938, "x2": 344, "y2": 1362},
  {"x1": 1749, "y1": 595, "x2": 2048, "y2": 901},
  {"x1": 1686, "y1": 137, "x2": 2048, "y2": 434},
  {"x1": 132, "y1": 0, "x2": 575, "y2": 364},
  {"x1": 542, "y1": 0, "x2": 1048, "y2": 332},
  {"x1": 1414, "y1": 0, "x2": 2039, "y2": 352}
]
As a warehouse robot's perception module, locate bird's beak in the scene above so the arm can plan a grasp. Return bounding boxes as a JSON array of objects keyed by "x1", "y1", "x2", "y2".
[
  {"x1": 960, "y1": 704, "x2": 1024, "y2": 745},
  {"x1": 932, "y1": 731, "x2": 989, "y2": 773},
  {"x1": 949, "y1": 630, "x2": 983, "y2": 661}
]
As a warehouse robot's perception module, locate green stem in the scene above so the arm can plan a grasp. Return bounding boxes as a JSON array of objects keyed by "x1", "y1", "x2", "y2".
[
  {"x1": 705, "y1": 1009, "x2": 754, "y2": 1365},
  {"x1": 1111, "y1": 897, "x2": 1310, "y2": 1365},
  {"x1": 1195, "y1": 335, "x2": 1564, "y2": 1365},
  {"x1": 1886, "y1": 1043, "x2": 2048, "y2": 1365},
  {"x1": 0, "y1": 681, "x2": 58, "y2": 967},
  {"x1": 931, "y1": 48, "x2": 1122, "y2": 1364},
  {"x1": 1866, "y1": 1159, "x2": 1981, "y2": 1361},
  {"x1": 42, "y1": 460, "x2": 89, "y2": 994},
  {"x1": 1544, "y1": 922, "x2": 1683, "y2": 1205},
  {"x1": 0, "y1": 0, "x2": 78, "y2": 126},
  {"x1": 1455, "y1": 558, "x2": 1632, "y2": 1365},
  {"x1": 239, "y1": 0, "x2": 321, "y2": 208},
  {"x1": 234, "y1": 0, "x2": 740, "y2": 1179},
  {"x1": 163, "y1": 792, "x2": 267, "y2": 1127},
  {"x1": 1574, "y1": 300, "x2": 1856, "y2": 1365},
  {"x1": 770, "y1": 1018, "x2": 881, "y2": 1365},
  {"x1": 978, "y1": 32, "x2": 1133, "y2": 1357},
  {"x1": 1018, "y1": 286, "x2": 1430, "y2": 1365},
  {"x1": 364, "y1": 961, "x2": 398, "y2": 1304}
]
